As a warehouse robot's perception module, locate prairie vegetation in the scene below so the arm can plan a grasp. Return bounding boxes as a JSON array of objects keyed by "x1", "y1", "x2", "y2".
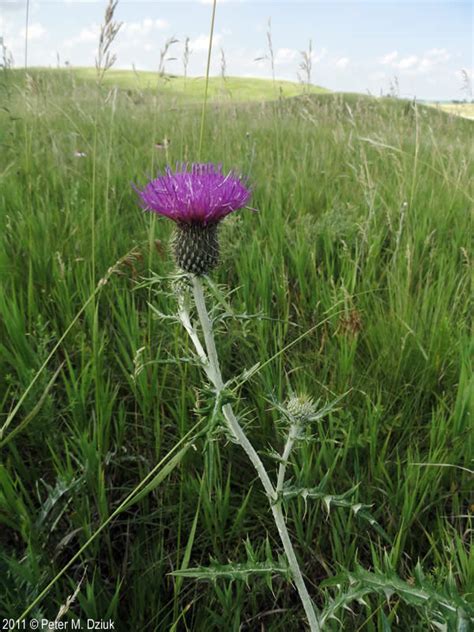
[{"x1": 0, "y1": 65, "x2": 472, "y2": 629}]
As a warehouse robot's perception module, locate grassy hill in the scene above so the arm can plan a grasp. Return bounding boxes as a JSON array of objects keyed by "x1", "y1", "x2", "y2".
[
  {"x1": 13, "y1": 66, "x2": 330, "y2": 103},
  {"x1": 0, "y1": 68, "x2": 472, "y2": 629}
]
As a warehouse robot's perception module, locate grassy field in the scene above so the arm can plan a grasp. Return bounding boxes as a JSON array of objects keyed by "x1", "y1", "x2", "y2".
[
  {"x1": 22, "y1": 67, "x2": 330, "y2": 103},
  {"x1": 0, "y1": 67, "x2": 472, "y2": 630},
  {"x1": 429, "y1": 102, "x2": 474, "y2": 120}
]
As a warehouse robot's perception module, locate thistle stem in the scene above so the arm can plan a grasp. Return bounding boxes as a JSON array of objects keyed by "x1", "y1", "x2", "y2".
[
  {"x1": 276, "y1": 423, "x2": 299, "y2": 493},
  {"x1": 188, "y1": 276, "x2": 321, "y2": 632}
]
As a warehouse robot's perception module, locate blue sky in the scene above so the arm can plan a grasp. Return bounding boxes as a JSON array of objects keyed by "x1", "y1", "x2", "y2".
[{"x1": 1, "y1": 1, "x2": 472, "y2": 100}]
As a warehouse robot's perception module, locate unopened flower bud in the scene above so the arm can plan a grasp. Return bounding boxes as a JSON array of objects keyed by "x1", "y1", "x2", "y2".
[{"x1": 286, "y1": 394, "x2": 317, "y2": 425}]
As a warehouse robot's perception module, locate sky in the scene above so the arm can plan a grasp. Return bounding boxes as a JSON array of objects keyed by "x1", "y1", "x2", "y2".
[{"x1": 0, "y1": 1, "x2": 472, "y2": 100}]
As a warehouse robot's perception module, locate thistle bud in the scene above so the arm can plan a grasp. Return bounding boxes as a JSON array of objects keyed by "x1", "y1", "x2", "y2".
[{"x1": 285, "y1": 394, "x2": 317, "y2": 425}]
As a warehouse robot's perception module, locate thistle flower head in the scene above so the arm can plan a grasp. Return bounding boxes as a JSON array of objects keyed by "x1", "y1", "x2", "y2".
[
  {"x1": 135, "y1": 163, "x2": 252, "y2": 275},
  {"x1": 285, "y1": 394, "x2": 317, "y2": 425},
  {"x1": 135, "y1": 162, "x2": 251, "y2": 226}
]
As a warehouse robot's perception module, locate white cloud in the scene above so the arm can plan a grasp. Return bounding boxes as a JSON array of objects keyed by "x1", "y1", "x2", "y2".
[
  {"x1": 394, "y1": 55, "x2": 418, "y2": 69},
  {"x1": 370, "y1": 71, "x2": 386, "y2": 81},
  {"x1": 0, "y1": 1, "x2": 25, "y2": 12},
  {"x1": 275, "y1": 47, "x2": 297, "y2": 65},
  {"x1": 63, "y1": 17, "x2": 169, "y2": 55},
  {"x1": 122, "y1": 18, "x2": 169, "y2": 35},
  {"x1": 418, "y1": 48, "x2": 451, "y2": 71},
  {"x1": 311, "y1": 47, "x2": 327, "y2": 63},
  {"x1": 270, "y1": 47, "x2": 328, "y2": 68},
  {"x1": 378, "y1": 47, "x2": 453, "y2": 75},
  {"x1": 335, "y1": 56, "x2": 349, "y2": 69},
  {"x1": 63, "y1": 23, "x2": 100, "y2": 48},
  {"x1": 426, "y1": 48, "x2": 451, "y2": 61},
  {"x1": 21, "y1": 22, "x2": 46, "y2": 41},
  {"x1": 418, "y1": 58, "x2": 433, "y2": 72},
  {"x1": 380, "y1": 51, "x2": 398, "y2": 65},
  {"x1": 0, "y1": 15, "x2": 14, "y2": 40},
  {"x1": 189, "y1": 33, "x2": 222, "y2": 52}
]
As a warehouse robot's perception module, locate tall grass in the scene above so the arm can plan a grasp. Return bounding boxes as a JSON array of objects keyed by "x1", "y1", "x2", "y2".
[{"x1": 0, "y1": 63, "x2": 472, "y2": 629}]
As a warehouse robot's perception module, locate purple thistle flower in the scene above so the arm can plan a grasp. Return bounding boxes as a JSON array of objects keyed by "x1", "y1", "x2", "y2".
[
  {"x1": 135, "y1": 163, "x2": 252, "y2": 276},
  {"x1": 136, "y1": 162, "x2": 251, "y2": 226}
]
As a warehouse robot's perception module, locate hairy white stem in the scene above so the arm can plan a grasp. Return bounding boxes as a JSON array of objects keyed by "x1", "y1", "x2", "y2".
[
  {"x1": 177, "y1": 295, "x2": 210, "y2": 377},
  {"x1": 276, "y1": 423, "x2": 300, "y2": 494},
  {"x1": 188, "y1": 276, "x2": 321, "y2": 632}
]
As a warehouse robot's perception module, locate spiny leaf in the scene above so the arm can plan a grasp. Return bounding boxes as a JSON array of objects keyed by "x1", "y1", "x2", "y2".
[
  {"x1": 319, "y1": 582, "x2": 372, "y2": 626},
  {"x1": 349, "y1": 568, "x2": 474, "y2": 628},
  {"x1": 36, "y1": 475, "x2": 84, "y2": 530},
  {"x1": 170, "y1": 559, "x2": 289, "y2": 585},
  {"x1": 321, "y1": 567, "x2": 474, "y2": 629},
  {"x1": 281, "y1": 484, "x2": 390, "y2": 541}
]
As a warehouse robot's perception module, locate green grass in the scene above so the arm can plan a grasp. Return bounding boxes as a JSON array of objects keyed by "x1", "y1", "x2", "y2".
[
  {"x1": 0, "y1": 67, "x2": 472, "y2": 630},
  {"x1": 21, "y1": 66, "x2": 330, "y2": 103}
]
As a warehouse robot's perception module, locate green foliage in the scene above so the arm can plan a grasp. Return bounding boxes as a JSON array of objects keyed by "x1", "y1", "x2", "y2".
[
  {"x1": 280, "y1": 475, "x2": 390, "y2": 542},
  {"x1": 171, "y1": 538, "x2": 290, "y2": 587},
  {"x1": 9, "y1": 67, "x2": 329, "y2": 103},
  {"x1": 0, "y1": 68, "x2": 472, "y2": 629},
  {"x1": 321, "y1": 565, "x2": 474, "y2": 631}
]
